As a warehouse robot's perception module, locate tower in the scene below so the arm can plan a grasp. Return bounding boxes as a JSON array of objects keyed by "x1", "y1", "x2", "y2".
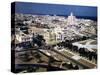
[{"x1": 67, "y1": 12, "x2": 76, "y2": 25}]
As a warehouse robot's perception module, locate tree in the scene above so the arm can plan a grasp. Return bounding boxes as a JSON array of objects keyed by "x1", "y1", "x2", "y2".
[
  {"x1": 68, "y1": 63, "x2": 73, "y2": 69},
  {"x1": 32, "y1": 34, "x2": 46, "y2": 47},
  {"x1": 82, "y1": 36, "x2": 87, "y2": 40},
  {"x1": 72, "y1": 46, "x2": 78, "y2": 52},
  {"x1": 73, "y1": 65, "x2": 79, "y2": 70}
]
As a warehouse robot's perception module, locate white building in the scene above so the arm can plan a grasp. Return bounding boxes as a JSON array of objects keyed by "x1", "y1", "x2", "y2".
[
  {"x1": 15, "y1": 28, "x2": 33, "y2": 43},
  {"x1": 67, "y1": 12, "x2": 77, "y2": 25},
  {"x1": 53, "y1": 26, "x2": 67, "y2": 42}
]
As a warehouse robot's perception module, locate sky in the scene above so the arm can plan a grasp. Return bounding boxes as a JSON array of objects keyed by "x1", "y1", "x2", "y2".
[{"x1": 13, "y1": 2, "x2": 97, "y2": 20}]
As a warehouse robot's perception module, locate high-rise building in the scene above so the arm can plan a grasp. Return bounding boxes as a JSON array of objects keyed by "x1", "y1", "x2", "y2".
[{"x1": 67, "y1": 12, "x2": 76, "y2": 25}]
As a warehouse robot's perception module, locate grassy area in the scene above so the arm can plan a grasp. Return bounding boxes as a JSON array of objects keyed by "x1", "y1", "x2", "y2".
[
  {"x1": 90, "y1": 40, "x2": 97, "y2": 45},
  {"x1": 79, "y1": 41, "x2": 87, "y2": 45},
  {"x1": 35, "y1": 67, "x2": 47, "y2": 72},
  {"x1": 47, "y1": 40, "x2": 59, "y2": 45},
  {"x1": 15, "y1": 50, "x2": 49, "y2": 64},
  {"x1": 92, "y1": 49, "x2": 97, "y2": 52},
  {"x1": 78, "y1": 59, "x2": 96, "y2": 68},
  {"x1": 60, "y1": 50, "x2": 74, "y2": 57}
]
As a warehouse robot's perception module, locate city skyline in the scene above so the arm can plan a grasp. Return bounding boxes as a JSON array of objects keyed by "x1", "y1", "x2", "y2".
[{"x1": 13, "y1": 2, "x2": 97, "y2": 20}]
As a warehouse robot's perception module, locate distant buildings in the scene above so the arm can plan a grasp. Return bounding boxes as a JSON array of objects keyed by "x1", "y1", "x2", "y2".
[{"x1": 13, "y1": 12, "x2": 97, "y2": 45}]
